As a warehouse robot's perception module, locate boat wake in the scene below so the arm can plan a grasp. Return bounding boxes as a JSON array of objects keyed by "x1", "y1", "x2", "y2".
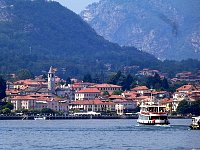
[
  {"x1": 135, "y1": 124, "x2": 171, "y2": 127},
  {"x1": 135, "y1": 124, "x2": 141, "y2": 127},
  {"x1": 154, "y1": 124, "x2": 171, "y2": 127}
]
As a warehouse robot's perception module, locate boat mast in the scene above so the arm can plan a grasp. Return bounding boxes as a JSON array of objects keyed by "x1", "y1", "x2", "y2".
[{"x1": 150, "y1": 87, "x2": 153, "y2": 104}]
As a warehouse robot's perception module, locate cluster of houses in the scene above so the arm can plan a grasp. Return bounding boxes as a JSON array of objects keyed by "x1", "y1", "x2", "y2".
[
  {"x1": 5, "y1": 67, "x2": 200, "y2": 115},
  {"x1": 173, "y1": 71, "x2": 200, "y2": 82},
  {"x1": 138, "y1": 68, "x2": 200, "y2": 82}
]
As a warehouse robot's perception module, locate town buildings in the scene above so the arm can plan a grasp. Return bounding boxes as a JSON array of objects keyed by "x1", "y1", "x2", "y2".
[
  {"x1": 75, "y1": 88, "x2": 101, "y2": 100},
  {"x1": 5, "y1": 67, "x2": 200, "y2": 116}
]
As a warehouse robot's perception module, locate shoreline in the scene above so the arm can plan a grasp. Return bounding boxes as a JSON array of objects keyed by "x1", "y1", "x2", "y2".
[
  {"x1": 0, "y1": 115, "x2": 192, "y2": 120},
  {"x1": 0, "y1": 115, "x2": 137, "y2": 120}
]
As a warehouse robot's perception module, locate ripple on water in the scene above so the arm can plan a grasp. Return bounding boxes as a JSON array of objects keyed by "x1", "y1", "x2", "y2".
[{"x1": 0, "y1": 119, "x2": 199, "y2": 150}]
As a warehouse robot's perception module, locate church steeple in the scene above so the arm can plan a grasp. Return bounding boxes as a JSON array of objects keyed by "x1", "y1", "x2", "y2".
[{"x1": 48, "y1": 66, "x2": 55, "y2": 94}]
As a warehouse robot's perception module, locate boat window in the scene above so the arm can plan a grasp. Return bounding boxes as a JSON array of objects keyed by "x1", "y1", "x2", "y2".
[
  {"x1": 159, "y1": 107, "x2": 165, "y2": 112},
  {"x1": 148, "y1": 108, "x2": 153, "y2": 112},
  {"x1": 155, "y1": 107, "x2": 158, "y2": 112}
]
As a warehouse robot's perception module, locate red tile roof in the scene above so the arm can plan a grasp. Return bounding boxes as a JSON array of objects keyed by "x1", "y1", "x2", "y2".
[
  {"x1": 160, "y1": 98, "x2": 173, "y2": 104},
  {"x1": 177, "y1": 85, "x2": 194, "y2": 91},
  {"x1": 92, "y1": 83, "x2": 122, "y2": 88},
  {"x1": 77, "y1": 88, "x2": 101, "y2": 93},
  {"x1": 73, "y1": 82, "x2": 95, "y2": 86},
  {"x1": 12, "y1": 96, "x2": 36, "y2": 100},
  {"x1": 113, "y1": 99, "x2": 128, "y2": 103},
  {"x1": 37, "y1": 97, "x2": 51, "y2": 101},
  {"x1": 14, "y1": 79, "x2": 47, "y2": 86},
  {"x1": 72, "y1": 85, "x2": 83, "y2": 88},
  {"x1": 131, "y1": 86, "x2": 149, "y2": 91},
  {"x1": 123, "y1": 91, "x2": 137, "y2": 99},
  {"x1": 109, "y1": 95, "x2": 124, "y2": 99},
  {"x1": 29, "y1": 94, "x2": 52, "y2": 97},
  {"x1": 135, "y1": 96, "x2": 150, "y2": 100},
  {"x1": 125, "y1": 95, "x2": 137, "y2": 100}
]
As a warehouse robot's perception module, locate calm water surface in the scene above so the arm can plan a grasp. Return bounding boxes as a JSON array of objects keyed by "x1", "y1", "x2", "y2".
[{"x1": 0, "y1": 119, "x2": 199, "y2": 150}]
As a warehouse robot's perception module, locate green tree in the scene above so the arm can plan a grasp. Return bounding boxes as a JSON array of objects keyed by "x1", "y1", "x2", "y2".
[
  {"x1": 0, "y1": 76, "x2": 6, "y2": 100},
  {"x1": 168, "y1": 81, "x2": 187, "y2": 93},
  {"x1": 112, "y1": 90, "x2": 123, "y2": 95},
  {"x1": 102, "y1": 91, "x2": 110, "y2": 96},
  {"x1": 83, "y1": 73, "x2": 92, "y2": 83},
  {"x1": 2, "y1": 102, "x2": 14, "y2": 110},
  {"x1": 176, "y1": 100, "x2": 190, "y2": 115},
  {"x1": 108, "y1": 71, "x2": 122, "y2": 85},
  {"x1": 2, "y1": 108, "x2": 11, "y2": 114},
  {"x1": 122, "y1": 74, "x2": 134, "y2": 90},
  {"x1": 66, "y1": 77, "x2": 71, "y2": 85},
  {"x1": 190, "y1": 101, "x2": 200, "y2": 116},
  {"x1": 59, "y1": 80, "x2": 66, "y2": 86},
  {"x1": 146, "y1": 73, "x2": 162, "y2": 90},
  {"x1": 16, "y1": 69, "x2": 34, "y2": 80},
  {"x1": 28, "y1": 109, "x2": 41, "y2": 115},
  {"x1": 41, "y1": 108, "x2": 55, "y2": 114},
  {"x1": 161, "y1": 78, "x2": 169, "y2": 90},
  {"x1": 19, "y1": 109, "x2": 29, "y2": 114}
]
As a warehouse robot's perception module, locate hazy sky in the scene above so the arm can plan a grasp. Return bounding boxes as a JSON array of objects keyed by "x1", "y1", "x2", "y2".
[{"x1": 55, "y1": 0, "x2": 100, "y2": 14}]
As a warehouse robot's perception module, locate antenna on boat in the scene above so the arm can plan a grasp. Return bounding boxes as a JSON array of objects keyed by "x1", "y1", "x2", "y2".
[{"x1": 150, "y1": 86, "x2": 153, "y2": 104}]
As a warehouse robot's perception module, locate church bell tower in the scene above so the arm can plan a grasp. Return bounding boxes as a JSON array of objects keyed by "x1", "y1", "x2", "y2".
[{"x1": 48, "y1": 66, "x2": 55, "y2": 94}]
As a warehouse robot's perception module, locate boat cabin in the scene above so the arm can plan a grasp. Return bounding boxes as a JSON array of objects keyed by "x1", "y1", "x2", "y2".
[
  {"x1": 140, "y1": 105, "x2": 166, "y2": 113},
  {"x1": 137, "y1": 103, "x2": 170, "y2": 125}
]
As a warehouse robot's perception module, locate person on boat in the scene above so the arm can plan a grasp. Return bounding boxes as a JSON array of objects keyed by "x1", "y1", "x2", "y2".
[{"x1": 152, "y1": 119, "x2": 155, "y2": 124}]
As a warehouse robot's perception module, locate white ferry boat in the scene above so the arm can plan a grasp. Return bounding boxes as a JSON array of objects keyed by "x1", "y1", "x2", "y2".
[
  {"x1": 189, "y1": 116, "x2": 200, "y2": 130},
  {"x1": 137, "y1": 102, "x2": 170, "y2": 125}
]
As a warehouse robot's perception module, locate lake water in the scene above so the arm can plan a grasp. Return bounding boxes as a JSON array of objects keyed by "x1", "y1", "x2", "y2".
[{"x1": 0, "y1": 119, "x2": 199, "y2": 150}]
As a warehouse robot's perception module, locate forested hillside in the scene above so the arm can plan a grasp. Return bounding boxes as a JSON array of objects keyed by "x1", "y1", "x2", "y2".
[{"x1": 0, "y1": 0, "x2": 158, "y2": 77}]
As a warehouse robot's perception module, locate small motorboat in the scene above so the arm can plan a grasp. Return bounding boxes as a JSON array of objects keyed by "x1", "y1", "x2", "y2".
[
  {"x1": 189, "y1": 116, "x2": 200, "y2": 130},
  {"x1": 34, "y1": 116, "x2": 46, "y2": 120}
]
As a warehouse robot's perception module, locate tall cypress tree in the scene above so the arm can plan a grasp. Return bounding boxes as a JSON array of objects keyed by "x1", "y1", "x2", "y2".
[
  {"x1": 176, "y1": 100, "x2": 190, "y2": 115},
  {"x1": 0, "y1": 76, "x2": 6, "y2": 100},
  {"x1": 161, "y1": 78, "x2": 169, "y2": 90},
  {"x1": 108, "y1": 71, "x2": 122, "y2": 85},
  {"x1": 122, "y1": 74, "x2": 134, "y2": 90}
]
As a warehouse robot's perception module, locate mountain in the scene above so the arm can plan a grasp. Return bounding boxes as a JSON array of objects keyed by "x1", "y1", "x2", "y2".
[
  {"x1": 80, "y1": 0, "x2": 200, "y2": 60},
  {"x1": 0, "y1": 0, "x2": 158, "y2": 77}
]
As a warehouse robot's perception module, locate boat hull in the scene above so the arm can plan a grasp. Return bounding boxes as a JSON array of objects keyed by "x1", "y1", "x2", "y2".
[
  {"x1": 34, "y1": 117, "x2": 46, "y2": 120},
  {"x1": 189, "y1": 124, "x2": 200, "y2": 130},
  {"x1": 137, "y1": 119, "x2": 170, "y2": 125},
  {"x1": 189, "y1": 116, "x2": 200, "y2": 130}
]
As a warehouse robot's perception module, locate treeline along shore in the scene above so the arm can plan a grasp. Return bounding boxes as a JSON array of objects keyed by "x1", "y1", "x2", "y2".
[{"x1": 0, "y1": 115, "x2": 137, "y2": 120}]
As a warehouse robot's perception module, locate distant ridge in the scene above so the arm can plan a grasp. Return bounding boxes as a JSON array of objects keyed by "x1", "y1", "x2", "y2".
[{"x1": 81, "y1": 0, "x2": 200, "y2": 60}]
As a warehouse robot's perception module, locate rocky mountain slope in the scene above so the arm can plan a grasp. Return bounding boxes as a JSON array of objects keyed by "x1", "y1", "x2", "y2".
[
  {"x1": 80, "y1": 0, "x2": 200, "y2": 60},
  {"x1": 0, "y1": 0, "x2": 158, "y2": 77}
]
